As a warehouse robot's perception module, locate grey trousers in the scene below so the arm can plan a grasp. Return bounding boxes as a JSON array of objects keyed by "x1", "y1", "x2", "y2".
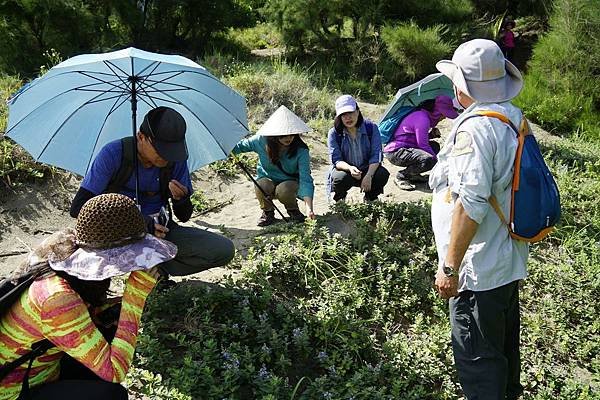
[
  {"x1": 160, "y1": 222, "x2": 235, "y2": 276},
  {"x1": 384, "y1": 141, "x2": 440, "y2": 180},
  {"x1": 449, "y1": 280, "x2": 523, "y2": 400}
]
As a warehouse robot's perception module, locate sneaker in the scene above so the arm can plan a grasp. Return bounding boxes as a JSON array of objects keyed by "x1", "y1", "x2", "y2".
[
  {"x1": 394, "y1": 178, "x2": 416, "y2": 191},
  {"x1": 287, "y1": 209, "x2": 306, "y2": 222},
  {"x1": 257, "y1": 210, "x2": 276, "y2": 227},
  {"x1": 405, "y1": 174, "x2": 429, "y2": 183}
]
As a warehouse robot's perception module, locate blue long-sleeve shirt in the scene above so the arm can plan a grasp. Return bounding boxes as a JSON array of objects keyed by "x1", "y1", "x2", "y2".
[
  {"x1": 327, "y1": 120, "x2": 383, "y2": 171},
  {"x1": 232, "y1": 135, "x2": 315, "y2": 199}
]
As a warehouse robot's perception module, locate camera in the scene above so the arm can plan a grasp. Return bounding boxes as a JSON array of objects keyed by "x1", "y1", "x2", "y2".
[{"x1": 154, "y1": 206, "x2": 169, "y2": 227}]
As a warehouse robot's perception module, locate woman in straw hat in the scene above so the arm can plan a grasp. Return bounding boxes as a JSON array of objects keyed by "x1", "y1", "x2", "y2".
[
  {"x1": 232, "y1": 105, "x2": 315, "y2": 227},
  {"x1": 0, "y1": 193, "x2": 176, "y2": 399},
  {"x1": 327, "y1": 95, "x2": 390, "y2": 202}
]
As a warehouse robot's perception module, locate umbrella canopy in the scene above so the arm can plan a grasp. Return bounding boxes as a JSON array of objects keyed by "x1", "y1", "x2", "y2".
[
  {"x1": 6, "y1": 47, "x2": 249, "y2": 176},
  {"x1": 379, "y1": 73, "x2": 454, "y2": 124}
]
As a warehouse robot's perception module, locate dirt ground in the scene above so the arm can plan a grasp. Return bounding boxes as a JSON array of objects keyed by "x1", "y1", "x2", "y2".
[{"x1": 0, "y1": 104, "x2": 552, "y2": 279}]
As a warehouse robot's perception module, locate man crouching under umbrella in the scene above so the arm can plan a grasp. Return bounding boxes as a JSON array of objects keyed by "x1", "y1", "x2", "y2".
[{"x1": 70, "y1": 106, "x2": 235, "y2": 286}]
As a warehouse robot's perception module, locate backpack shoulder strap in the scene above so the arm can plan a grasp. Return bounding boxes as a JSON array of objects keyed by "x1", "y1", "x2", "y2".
[
  {"x1": 472, "y1": 110, "x2": 520, "y2": 135},
  {"x1": 454, "y1": 110, "x2": 526, "y2": 227},
  {"x1": 334, "y1": 120, "x2": 374, "y2": 151},
  {"x1": 365, "y1": 120, "x2": 373, "y2": 139},
  {"x1": 105, "y1": 137, "x2": 135, "y2": 194},
  {"x1": 0, "y1": 339, "x2": 54, "y2": 381},
  {"x1": 0, "y1": 264, "x2": 54, "y2": 381}
]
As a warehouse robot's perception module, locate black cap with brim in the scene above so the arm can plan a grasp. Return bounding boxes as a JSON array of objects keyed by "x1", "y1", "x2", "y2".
[{"x1": 140, "y1": 106, "x2": 189, "y2": 162}]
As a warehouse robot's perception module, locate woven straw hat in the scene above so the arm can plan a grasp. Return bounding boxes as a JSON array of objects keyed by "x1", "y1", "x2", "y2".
[
  {"x1": 50, "y1": 194, "x2": 177, "y2": 280},
  {"x1": 256, "y1": 105, "x2": 312, "y2": 136}
]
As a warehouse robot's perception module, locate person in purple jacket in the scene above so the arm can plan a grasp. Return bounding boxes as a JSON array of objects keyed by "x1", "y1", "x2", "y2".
[{"x1": 383, "y1": 95, "x2": 459, "y2": 190}]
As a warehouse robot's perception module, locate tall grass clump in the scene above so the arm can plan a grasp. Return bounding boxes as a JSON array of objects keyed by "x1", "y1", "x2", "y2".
[
  {"x1": 381, "y1": 23, "x2": 453, "y2": 80},
  {"x1": 225, "y1": 62, "x2": 335, "y2": 127},
  {"x1": 515, "y1": 0, "x2": 600, "y2": 140}
]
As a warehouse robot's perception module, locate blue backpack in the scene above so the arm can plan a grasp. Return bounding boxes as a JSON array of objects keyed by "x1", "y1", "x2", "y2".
[
  {"x1": 378, "y1": 106, "x2": 415, "y2": 145},
  {"x1": 468, "y1": 111, "x2": 561, "y2": 242}
]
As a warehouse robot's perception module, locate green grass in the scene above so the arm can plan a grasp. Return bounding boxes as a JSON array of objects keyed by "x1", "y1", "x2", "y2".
[
  {"x1": 130, "y1": 138, "x2": 600, "y2": 397},
  {"x1": 1, "y1": 48, "x2": 599, "y2": 399}
]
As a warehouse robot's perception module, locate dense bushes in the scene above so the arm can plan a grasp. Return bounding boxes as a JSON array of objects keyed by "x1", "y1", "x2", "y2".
[
  {"x1": 381, "y1": 23, "x2": 453, "y2": 80},
  {"x1": 515, "y1": 0, "x2": 600, "y2": 140},
  {"x1": 0, "y1": 0, "x2": 256, "y2": 76},
  {"x1": 263, "y1": 0, "x2": 472, "y2": 93}
]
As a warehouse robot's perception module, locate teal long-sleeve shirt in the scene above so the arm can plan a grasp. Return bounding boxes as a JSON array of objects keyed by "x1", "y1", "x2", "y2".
[{"x1": 232, "y1": 135, "x2": 315, "y2": 199}]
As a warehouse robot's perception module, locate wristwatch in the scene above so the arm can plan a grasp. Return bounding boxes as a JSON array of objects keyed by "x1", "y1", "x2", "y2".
[{"x1": 442, "y1": 263, "x2": 458, "y2": 278}]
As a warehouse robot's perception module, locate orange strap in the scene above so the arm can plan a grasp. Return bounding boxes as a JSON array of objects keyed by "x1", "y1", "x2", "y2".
[
  {"x1": 489, "y1": 195, "x2": 508, "y2": 226},
  {"x1": 473, "y1": 110, "x2": 528, "y2": 230}
]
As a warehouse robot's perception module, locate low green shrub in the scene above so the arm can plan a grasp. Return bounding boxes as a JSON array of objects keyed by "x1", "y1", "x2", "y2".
[
  {"x1": 132, "y1": 136, "x2": 600, "y2": 399},
  {"x1": 208, "y1": 153, "x2": 258, "y2": 178},
  {"x1": 227, "y1": 23, "x2": 283, "y2": 51}
]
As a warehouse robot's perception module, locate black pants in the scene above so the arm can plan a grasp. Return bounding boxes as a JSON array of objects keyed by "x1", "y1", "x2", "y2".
[
  {"x1": 27, "y1": 356, "x2": 127, "y2": 399},
  {"x1": 449, "y1": 280, "x2": 523, "y2": 400},
  {"x1": 30, "y1": 379, "x2": 128, "y2": 399},
  {"x1": 161, "y1": 222, "x2": 235, "y2": 276},
  {"x1": 28, "y1": 314, "x2": 128, "y2": 399},
  {"x1": 384, "y1": 141, "x2": 440, "y2": 181},
  {"x1": 331, "y1": 165, "x2": 390, "y2": 201}
]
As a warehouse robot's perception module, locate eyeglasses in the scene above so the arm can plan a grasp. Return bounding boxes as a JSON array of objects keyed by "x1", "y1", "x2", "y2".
[{"x1": 145, "y1": 117, "x2": 156, "y2": 139}]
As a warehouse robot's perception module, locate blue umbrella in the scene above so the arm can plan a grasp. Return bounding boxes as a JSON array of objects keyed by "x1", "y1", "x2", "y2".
[
  {"x1": 379, "y1": 73, "x2": 454, "y2": 124},
  {"x1": 6, "y1": 47, "x2": 248, "y2": 187}
]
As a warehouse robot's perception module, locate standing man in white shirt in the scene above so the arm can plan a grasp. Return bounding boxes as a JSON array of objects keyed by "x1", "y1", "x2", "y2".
[{"x1": 429, "y1": 39, "x2": 529, "y2": 400}]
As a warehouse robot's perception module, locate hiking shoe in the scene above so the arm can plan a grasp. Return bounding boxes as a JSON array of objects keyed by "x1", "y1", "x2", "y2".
[
  {"x1": 405, "y1": 174, "x2": 429, "y2": 183},
  {"x1": 394, "y1": 178, "x2": 416, "y2": 191},
  {"x1": 257, "y1": 210, "x2": 276, "y2": 227},
  {"x1": 287, "y1": 209, "x2": 306, "y2": 223}
]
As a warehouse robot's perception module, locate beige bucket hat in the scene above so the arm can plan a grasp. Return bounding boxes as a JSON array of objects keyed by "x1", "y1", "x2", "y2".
[
  {"x1": 436, "y1": 39, "x2": 523, "y2": 103},
  {"x1": 256, "y1": 105, "x2": 312, "y2": 136}
]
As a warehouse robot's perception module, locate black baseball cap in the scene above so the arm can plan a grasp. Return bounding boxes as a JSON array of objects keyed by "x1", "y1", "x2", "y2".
[{"x1": 140, "y1": 106, "x2": 188, "y2": 162}]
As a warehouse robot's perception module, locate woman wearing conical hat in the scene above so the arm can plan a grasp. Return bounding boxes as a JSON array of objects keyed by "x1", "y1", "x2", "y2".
[{"x1": 232, "y1": 105, "x2": 315, "y2": 227}]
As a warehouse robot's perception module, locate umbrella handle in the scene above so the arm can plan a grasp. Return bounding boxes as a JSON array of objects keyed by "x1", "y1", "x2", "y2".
[{"x1": 235, "y1": 161, "x2": 288, "y2": 222}]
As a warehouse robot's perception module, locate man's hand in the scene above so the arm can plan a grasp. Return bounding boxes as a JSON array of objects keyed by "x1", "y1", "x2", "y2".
[
  {"x1": 360, "y1": 173, "x2": 372, "y2": 192},
  {"x1": 435, "y1": 268, "x2": 459, "y2": 299},
  {"x1": 349, "y1": 166, "x2": 362, "y2": 180},
  {"x1": 154, "y1": 223, "x2": 169, "y2": 239},
  {"x1": 168, "y1": 179, "x2": 188, "y2": 201},
  {"x1": 146, "y1": 266, "x2": 162, "y2": 281}
]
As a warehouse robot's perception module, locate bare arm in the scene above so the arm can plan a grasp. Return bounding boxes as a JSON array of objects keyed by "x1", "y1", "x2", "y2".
[{"x1": 435, "y1": 198, "x2": 479, "y2": 299}]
